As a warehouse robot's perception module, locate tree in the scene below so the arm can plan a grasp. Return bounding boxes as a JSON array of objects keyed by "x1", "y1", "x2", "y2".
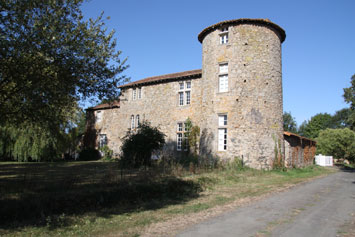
[
  {"x1": 317, "y1": 128, "x2": 355, "y2": 163},
  {"x1": 298, "y1": 113, "x2": 333, "y2": 139},
  {"x1": 0, "y1": 0, "x2": 128, "y2": 127},
  {"x1": 184, "y1": 118, "x2": 200, "y2": 154},
  {"x1": 120, "y1": 122, "x2": 166, "y2": 168},
  {"x1": 343, "y1": 74, "x2": 355, "y2": 130},
  {"x1": 283, "y1": 111, "x2": 297, "y2": 133},
  {"x1": 332, "y1": 108, "x2": 352, "y2": 129}
]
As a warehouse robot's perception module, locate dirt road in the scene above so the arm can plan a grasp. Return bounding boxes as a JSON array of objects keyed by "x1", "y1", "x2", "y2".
[{"x1": 178, "y1": 168, "x2": 355, "y2": 237}]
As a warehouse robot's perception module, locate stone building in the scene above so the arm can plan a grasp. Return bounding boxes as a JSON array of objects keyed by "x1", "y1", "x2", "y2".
[{"x1": 84, "y1": 18, "x2": 315, "y2": 169}]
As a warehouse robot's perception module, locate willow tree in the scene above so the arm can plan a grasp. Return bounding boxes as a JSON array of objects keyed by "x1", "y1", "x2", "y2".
[{"x1": 0, "y1": 0, "x2": 129, "y2": 127}]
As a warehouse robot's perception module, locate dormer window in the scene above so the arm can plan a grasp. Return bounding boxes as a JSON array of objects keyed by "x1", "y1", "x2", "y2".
[{"x1": 219, "y1": 27, "x2": 229, "y2": 44}]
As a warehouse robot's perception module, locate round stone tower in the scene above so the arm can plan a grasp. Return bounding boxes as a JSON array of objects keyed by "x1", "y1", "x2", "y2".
[{"x1": 198, "y1": 19, "x2": 286, "y2": 169}]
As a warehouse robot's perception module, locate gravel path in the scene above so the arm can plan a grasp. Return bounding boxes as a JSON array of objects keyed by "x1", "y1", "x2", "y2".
[{"x1": 177, "y1": 169, "x2": 355, "y2": 237}]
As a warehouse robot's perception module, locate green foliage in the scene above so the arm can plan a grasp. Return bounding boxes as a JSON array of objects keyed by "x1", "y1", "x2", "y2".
[
  {"x1": 298, "y1": 113, "x2": 333, "y2": 138},
  {"x1": 121, "y1": 122, "x2": 166, "y2": 168},
  {"x1": 317, "y1": 128, "x2": 355, "y2": 163},
  {"x1": 184, "y1": 118, "x2": 200, "y2": 154},
  {"x1": 0, "y1": 0, "x2": 128, "y2": 127},
  {"x1": 78, "y1": 148, "x2": 100, "y2": 161},
  {"x1": 343, "y1": 74, "x2": 355, "y2": 130},
  {"x1": 0, "y1": 123, "x2": 65, "y2": 161},
  {"x1": 283, "y1": 111, "x2": 298, "y2": 133},
  {"x1": 343, "y1": 74, "x2": 355, "y2": 110},
  {"x1": 332, "y1": 108, "x2": 353, "y2": 129},
  {"x1": 99, "y1": 145, "x2": 113, "y2": 160}
]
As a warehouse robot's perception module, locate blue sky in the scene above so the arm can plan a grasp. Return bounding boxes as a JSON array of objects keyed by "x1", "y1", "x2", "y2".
[{"x1": 82, "y1": 0, "x2": 355, "y2": 126}]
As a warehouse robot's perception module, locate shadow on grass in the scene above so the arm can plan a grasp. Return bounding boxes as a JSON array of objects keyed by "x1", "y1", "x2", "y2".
[
  {"x1": 335, "y1": 163, "x2": 355, "y2": 173},
  {"x1": 0, "y1": 162, "x2": 203, "y2": 232}
]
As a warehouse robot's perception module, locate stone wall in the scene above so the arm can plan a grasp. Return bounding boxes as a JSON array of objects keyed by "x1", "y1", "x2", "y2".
[
  {"x1": 200, "y1": 23, "x2": 284, "y2": 169},
  {"x1": 88, "y1": 78, "x2": 203, "y2": 156}
]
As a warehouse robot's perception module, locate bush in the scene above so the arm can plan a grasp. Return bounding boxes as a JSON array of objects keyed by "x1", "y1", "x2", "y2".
[
  {"x1": 78, "y1": 148, "x2": 100, "y2": 161},
  {"x1": 99, "y1": 145, "x2": 113, "y2": 161},
  {"x1": 121, "y1": 122, "x2": 165, "y2": 168},
  {"x1": 317, "y1": 128, "x2": 355, "y2": 163}
]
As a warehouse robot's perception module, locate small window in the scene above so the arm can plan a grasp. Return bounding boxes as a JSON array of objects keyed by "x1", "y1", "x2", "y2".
[
  {"x1": 218, "y1": 114, "x2": 227, "y2": 151},
  {"x1": 177, "y1": 133, "x2": 183, "y2": 151},
  {"x1": 219, "y1": 63, "x2": 228, "y2": 74},
  {"x1": 132, "y1": 88, "x2": 137, "y2": 100},
  {"x1": 218, "y1": 128, "x2": 227, "y2": 151},
  {"x1": 179, "y1": 82, "x2": 184, "y2": 90},
  {"x1": 219, "y1": 27, "x2": 229, "y2": 45},
  {"x1": 130, "y1": 115, "x2": 135, "y2": 129},
  {"x1": 186, "y1": 91, "x2": 191, "y2": 105},
  {"x1": 179, "y1": 92, "x2": 184, "y2": 106},
  {"x1": 219, "y1": 75, "x2": 228, "y2": 92},
  {"x1": 221, "y1": 27, "x2": 228, "y2": 33},
  {"x1": 99, "y1": 134, "x2": 107, "y2": 148},
  {"x1": 218, "y1": 115, "x2": 227, "y2": 126},
  {"x1": 177, "y1": 122, "x2": 183, "y2": 132},
  {"x1": 95, "y1": 110, "x2": 102, "y2": 123},
  {"x1": 138, "y1": 87, "x2": 142, "y2": 99},
  {"x1": 136, "y1": 115, "x2": 140, "y2": 127},
  {"x1": 186, "y1": 81, "x2": 191, "y2": 89}
]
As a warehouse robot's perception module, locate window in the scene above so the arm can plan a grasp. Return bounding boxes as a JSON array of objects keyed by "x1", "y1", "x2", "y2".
[
  {"x1": 130, "y1": 115, "x2": 135, "y2": 129},
  {"x1": 218, "y1": 115, "x2": 227, "y2": 151},
  {"x1": 132, "y1": 88, "x2": 136, "y2": 100},
  {"x1": 176, "y1": 122, "x2": 189, "y2": 151},
  {"x1": 219, "y1": 27, "x2": 229, "y2": 44},
  {"x1": 95, "y1": 110, "x2": 102, "y2": 123},
  {"x1": 186, "y1": 91, "x2": 191, "y2": 105},
  {"x1": 219, "y1": 63, "x2": 228, "y2": 92},
  {"x1": 177, "y1": 122, "x2": 183, "y2": 132},
  {"x1": 136, "y1": 115, "x2": 140, "y2": 127},
  {"x1": 138, "y1": 87, "x2": 142, "y2": 99},
  {"x1": 179, "y1": 92, "x2": 184, "y2": 106},
  {"x1": 177, "y1": 133, "x2": 183, "y2": 151},
  {"x1": 99, "y1": 134, "x2": 107, "y2": 148},
  {"x1": 186, "y1": 81, "x2": 191, "y2": 89},
  {"x1": 178, "y1": 81, "x2": 191, "y2": 106}
]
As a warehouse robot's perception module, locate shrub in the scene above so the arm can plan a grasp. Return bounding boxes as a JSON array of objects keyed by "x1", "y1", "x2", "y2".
[
  {"x1": 121, "y1": 121, "x2": 165, "y2": 168},
  {"x1": 317, "y1": 128, "x2": 355, "y2": 163},
  {"x1": 99, "y1": 145, "x2": 113, "y2": 161}
]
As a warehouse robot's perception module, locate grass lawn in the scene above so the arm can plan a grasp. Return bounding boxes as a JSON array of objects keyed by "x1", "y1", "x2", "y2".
[{"x1": 0, "y1": 161, "x2": 335, "y2": 236}]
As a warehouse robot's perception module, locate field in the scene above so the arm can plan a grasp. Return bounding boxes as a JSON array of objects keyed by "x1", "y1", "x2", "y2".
[{"x1": 0, "y1": 161, "x2": 335, "y2": 236}]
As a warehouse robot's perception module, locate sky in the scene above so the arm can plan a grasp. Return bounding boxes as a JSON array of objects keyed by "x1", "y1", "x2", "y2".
[{"x1": 81, "y1": 0, "x2": 355, "y2": 126}]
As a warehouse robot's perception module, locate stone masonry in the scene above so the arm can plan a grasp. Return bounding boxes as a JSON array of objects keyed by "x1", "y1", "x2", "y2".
[{"x1": 85, "y1": 18, "x2": 292, "y2": 169}]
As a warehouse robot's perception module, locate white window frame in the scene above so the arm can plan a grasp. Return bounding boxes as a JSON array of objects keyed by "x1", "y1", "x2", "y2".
[
  {"x1": 132, "y1": 88, "x2": 137, "y2": 100},
  {"x1": 130, "y1": 115, "x2": 135, "y2": 129},
  {"x1": 177, "y1": 133, "x2": 183, "y2": 151},
  {"x1": 95, "y1": 110, "x2": 103, "y2": 123},
  {"x1": 219, "y1": 27, "x2": 229, "y2": 45},
  {"x1": 218, "y1": 114, "x2": 227, "y2": 151},
  {"x1": 138, "y1": 87, "x2": 142, "y2": 99},
  {"x1": 179, "y1": 92, "x2": 184, "y2": 106},
  {"x1": 219, "y1": 63, "x2": 229, "y2": 93},
  {"x1": 177, "y1": 122, "x2": 183, "y2": 132},
  {"x1": 136, "y1": 115, "x2": 140, "y2": 127},
  {"x1": 177, "y1": 122, "x2": 189, "y2": 151},
  {"x1": 99, "y1": 134, "x2": 107, "y2": 148},
  {"x1": 178, "y1": 81, "x2": 191, "y2": 106}
]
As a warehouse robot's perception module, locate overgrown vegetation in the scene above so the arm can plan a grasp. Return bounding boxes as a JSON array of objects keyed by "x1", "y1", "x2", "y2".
[
  {"x1": 120, "y1": 122, "x2": 166, "y2": 168},
  {"x1": 0, "y1": 162, "x2": 334, "y2": 236}
]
